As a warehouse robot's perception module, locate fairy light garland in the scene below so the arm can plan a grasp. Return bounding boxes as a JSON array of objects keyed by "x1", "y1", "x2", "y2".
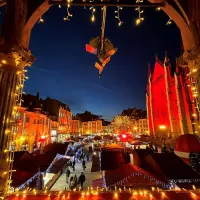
[
  {"x1": 114, "y1": 6, "x2": 123, "y2": 26},
  {"x1": 135, "y1": 0, "x2": 144, "y2": 26},
  {"x1": 90, "y1": 6, "x2": 96, "y2": 22},
  {"x1": 164, "y1": 60, "x2": 173, "y2": 134},
  {"x1": 64, "y1": 4, "x2": 73, "y2": 21},
  {"x1": 174, "y1": 74, "x2": 184, "y2": 135}
]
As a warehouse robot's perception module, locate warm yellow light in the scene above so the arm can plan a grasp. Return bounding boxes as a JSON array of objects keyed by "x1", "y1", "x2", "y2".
[
  {"x1": 192, "y1": 68, "x2": 198, "y2": 73},
  {"x1": 1, "y1": 60, "x2": 7, "y2": 64},
  {"x1": 192, "y1": 113, "x2": 197, "y2": 117},
  {"x1": 91, "y1": 15, "x2": 95, "y2": 22},
  {"x1": 192, "y1": 87, "x2": 196, "y2": 90},
  {"x1": 20, "y1": 137, "x2": 25, "y2": 141},
  {"x1": 156, "y1": 7, "x2": 161, "y2": 11},
  {"x1": 134, "y1": 127, "x2": 137, "y2": 130},
  {"x1": 114, "y1": 192, "x2": 118, "y2": 198},
  {"x1": 136, "y1": 18, "x2": 141, "y2": 25},
  {"x1": 159, "y1": 125, "x2": 166, "y2": 130}
]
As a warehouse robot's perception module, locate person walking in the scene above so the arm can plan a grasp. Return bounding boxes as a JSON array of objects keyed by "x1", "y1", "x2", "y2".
[
  {"x1": 66, "y1": 168, "x2": 71, "y2": 183},
  {"x1": 78, "y1": 172, "x2": 86, "y2": 191},
  {"x1": 82, "y1": 160, "x2": 86, "y2": 171}
]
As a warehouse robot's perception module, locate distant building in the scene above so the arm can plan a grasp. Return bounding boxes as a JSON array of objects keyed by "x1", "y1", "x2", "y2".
[
  {"x1": 12, "y1": 92, "x2": 72, "y2": 149},
  {"x1": 146, "y1": 56, "x2": 198, "y2": 138},
  {"x1": 82, "y1": 120, "x2": 103, "y2": 134},
  {"x1": 12, "y1": 107, "x2": 51, "y2": 151},
  {"x1": 71, "y1": 117, "x2": 82, "y2": 135},
  {"x1": 134, "y1": 119, "x2": 149, "y2": 134}
]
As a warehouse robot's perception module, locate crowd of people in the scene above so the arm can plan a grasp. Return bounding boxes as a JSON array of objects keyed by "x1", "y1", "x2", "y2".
[{"x1": 64, "y1": 142, "x2": 93, "y2": 190}]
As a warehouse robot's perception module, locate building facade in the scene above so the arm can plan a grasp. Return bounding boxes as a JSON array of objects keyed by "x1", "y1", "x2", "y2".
[
  {"x1": 12, "y1": 93, "x2": 72, "y2": 148},
  {"x1": 82, "y1": 120, "x2": 103, "y2": 134},
  {"x1": 71, "y1": 119, "x2": 82, "y2": 135},
  {"x1": 134, "y1": 118, "x2": 149, "y2": 134},
  {"x1": 147, "y1": 56, "x2": 198, "y2": 138},
  {"x1": 11, "y1": 107, "x2": 52, "y2": 151}
]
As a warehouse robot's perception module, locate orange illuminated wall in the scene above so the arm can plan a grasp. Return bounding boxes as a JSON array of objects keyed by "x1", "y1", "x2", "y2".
[
  {"x1": 82, "y1": 120, "x2": 103, "y2": 134},
  {"x1": 71, "y1": 119, "x2": 81, "y2": 134},
  {"x1": 15, "y1": 107, "x2": 52, "y2": 150},
  {"x1": 58, "y1": 109, "x2": 72, "y2": 134}
]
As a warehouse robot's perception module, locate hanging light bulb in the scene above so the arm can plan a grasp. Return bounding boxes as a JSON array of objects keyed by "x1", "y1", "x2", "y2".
[
  {"x1": 166, "y1": 18, "x2": 172, "y2": 25},
  {"x1": 38, "y1": 17, "x2": 44, "y2": 24}
]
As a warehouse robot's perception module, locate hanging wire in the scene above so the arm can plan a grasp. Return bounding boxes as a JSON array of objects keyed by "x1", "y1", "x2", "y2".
[{"x1": 100, "y1": 6, "x2": 107, "y2": 52}]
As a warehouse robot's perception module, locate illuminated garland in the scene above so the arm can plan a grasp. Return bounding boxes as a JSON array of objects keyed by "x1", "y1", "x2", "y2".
[
  {"x1": 107, "y1": 171, "x2": 170, "y2": 189},
  {"x1": 174, "y1": 74, "x2": 184, "y2": 135},
  {"x1": 114, "y1": 6, "x2": 123, "y2": 26},
  {"x1": 64, "y1": 3, "x2": 73, "y2": 21},
  {"x1": 90, "y1": 6, "x2": 96, "y2": 22},
  {"x1": 135, "y1": 0, "x2": 144, "y2": 26},
  {"x1": 146, "y1": 93, "x2": 150, "y2": 135},
  {"x1": 164, "y1": 62, "x2": 173, "y2": 134},
  {"x1": 149, "y1": 78, "x2": 155, "y2": 134}
]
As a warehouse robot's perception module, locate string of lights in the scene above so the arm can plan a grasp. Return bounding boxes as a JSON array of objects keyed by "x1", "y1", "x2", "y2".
[
  {"x1": 135, "y1": 0, "x2": 144, "y2": 26},
  {"x1": 64, "y1": 3, "x2": 73, "y2": 21},
  {"x1": 90, "y1": 6, "x2": 96, "y2": 22},
  {"x1": 114, "y1": 6, "x2": 123, "y2": 26}
]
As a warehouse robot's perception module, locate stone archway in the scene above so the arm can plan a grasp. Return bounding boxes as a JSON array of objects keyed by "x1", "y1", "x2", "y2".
[{"x1": 0, "y1": 0, "x2": 199, "y2": 196}]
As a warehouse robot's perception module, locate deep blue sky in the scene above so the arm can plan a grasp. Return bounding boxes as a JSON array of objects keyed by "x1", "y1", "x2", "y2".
[{"x1": 24, "y1": 5, "x2": 181, "y2": 121}]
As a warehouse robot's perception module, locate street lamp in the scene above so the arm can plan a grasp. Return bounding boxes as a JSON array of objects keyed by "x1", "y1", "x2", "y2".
[{"x1": 159, "y1": 125, "x2": 167, "y2": 145}]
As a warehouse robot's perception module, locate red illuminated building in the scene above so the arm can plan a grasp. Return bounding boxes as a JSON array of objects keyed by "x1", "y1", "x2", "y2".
[{"x1": 146, "y1": 55, "x2": 198, "y2": 138}]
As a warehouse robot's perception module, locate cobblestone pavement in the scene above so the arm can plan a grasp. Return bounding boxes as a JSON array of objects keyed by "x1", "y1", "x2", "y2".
[{"x1": 50, "y1": 161, "x2": 102, "y2": 191}]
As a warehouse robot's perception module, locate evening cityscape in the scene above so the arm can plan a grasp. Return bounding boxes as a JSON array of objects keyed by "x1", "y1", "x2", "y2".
[{"x1": 0, "y1": 0, "x2": 200, "y2": 200}]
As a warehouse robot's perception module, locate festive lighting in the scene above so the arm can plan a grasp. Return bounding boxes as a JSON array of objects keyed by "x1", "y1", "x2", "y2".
[
  {"x1": 156, "y1": 7, "x2": 161, "y2": 11},
  {"x1": 1, "y1": 59, "x2": 7, "y2": 64},
  {"x1": 64, "y1": 4, "x2": 73, "y2": 21},
  {"x1": 164, "y1": 65, "x2": 173, "y2": 133},
  {"x1": 166, "y1": 18, "x2": 172, "y2": 25},
  {"x1": 192, "y1": 68, "x2": 198, "y2": 73},
  {"x1": 115, "y1": 6, "x2": 123, "y2": 26},
  {"x1": 38, "y1": 17, "x2": 44, "y2": 23},
  {"x1": 90, "y1": 6, "x2": 96, "y2": 22},
  {"x1": 135, "y1": 0, "x2": 144, "y2": 26}
]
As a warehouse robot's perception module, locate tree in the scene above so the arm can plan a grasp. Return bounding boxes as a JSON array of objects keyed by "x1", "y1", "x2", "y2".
[{"x1": 111, "y1": 116, "x2": 132, "y2": 132}]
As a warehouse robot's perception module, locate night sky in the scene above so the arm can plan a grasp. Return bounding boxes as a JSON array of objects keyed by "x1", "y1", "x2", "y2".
[{"x1": 23, "y1": 5, "x2": 181, "y2": 121}]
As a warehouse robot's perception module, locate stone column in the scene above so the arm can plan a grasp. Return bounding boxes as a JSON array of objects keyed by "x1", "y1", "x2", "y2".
[{"x1": 0, "y1": 46, "x2": 34, "y2": 195}]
